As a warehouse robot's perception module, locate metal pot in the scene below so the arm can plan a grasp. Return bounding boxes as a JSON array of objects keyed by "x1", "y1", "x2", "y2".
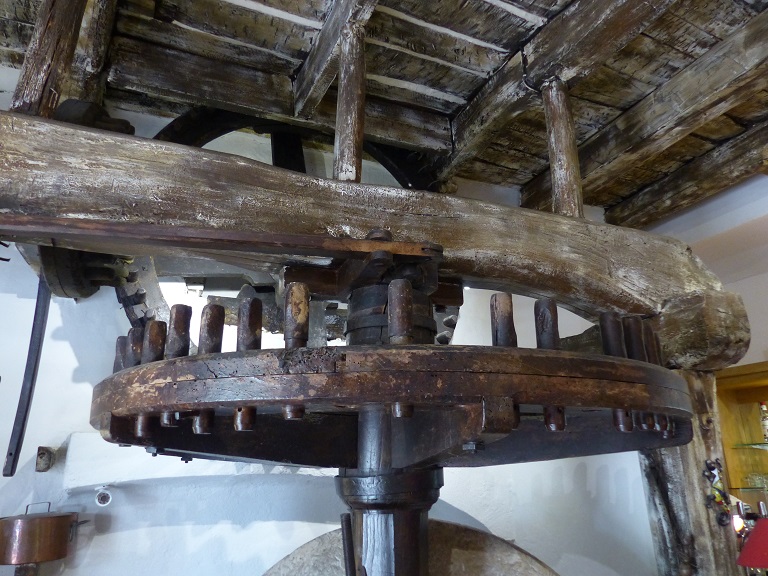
[{"x1": 0, "y1": 508, "x2": 78, "y2": 565}]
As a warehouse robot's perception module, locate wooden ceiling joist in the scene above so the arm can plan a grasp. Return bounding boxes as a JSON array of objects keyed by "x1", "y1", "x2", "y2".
[
  {"x1": 605, "y1": 116, "x2": 768, "y2": 229},
  {"x1": 521, "y1": 6, "x2": 768, "y2": 210},
  {"x1": 115, "y1": 11, "x2": 301, "y2": 76},
  {"x1": 294, "y1": 0, "x2": 377, "y2": 117},
  {"x1": 438, "y1": 0, "x2": 676, "y2": 182},
  {"x1": 108, "y1": 36, "x2": 451, "y2": 152}
]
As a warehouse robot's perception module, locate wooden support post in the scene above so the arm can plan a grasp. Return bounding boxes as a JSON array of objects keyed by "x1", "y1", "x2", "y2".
[
  {"x1": 333, "y1": 23, "x2": 366, "y2": 183},
  {"x1": 69, "y1": 0, "x2": 120, "y2": 104},
  {"x1": 641, "y1": 371, "x2": 740, "y2": 576},
  {"x1": 11, "y1": 0, "x2": 89, "y2": 117},
  {"x1": 540, "y1": 77, "x2": 584, "y2": 218}
]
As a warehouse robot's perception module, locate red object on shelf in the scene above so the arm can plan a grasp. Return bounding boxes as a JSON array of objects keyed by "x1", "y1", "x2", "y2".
[{"x1": 739, "y1": 518, "x2": 768, "y2": 568}]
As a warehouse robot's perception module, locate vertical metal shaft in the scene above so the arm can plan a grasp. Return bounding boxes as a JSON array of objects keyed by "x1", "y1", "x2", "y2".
[
  {"x1": 341, "y1": 513, "x2": 356, "y2": 576},
  {"x1": 3, "y1": 277, "x2": 51, "y2": 477},
  {"x1": 535, "y1": 298, "x2": 565, "y2": 431}
]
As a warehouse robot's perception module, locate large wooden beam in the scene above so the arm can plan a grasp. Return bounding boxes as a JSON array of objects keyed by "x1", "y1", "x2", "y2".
[
  {"x1": 11, "y1": 0, "x2": 88, "y2": 116},
  {"x1": 294, "y1": 0, "x2": 377, "y2": 118},
  {"x1": 605, "y1": 116, "x2": 768, "y2": 228},
  {"x1": 0, "y1": 112, "x2": 748, "y2": 369},
  {"x1": 438, "y1": 0, "x2": 675, "y2": 181},
  {"x1": 107, "y1": 37, "x2": 451, "y2": 153},
  {"x1": 522, "y1": 8, "x2": 768, "y2": 210}
]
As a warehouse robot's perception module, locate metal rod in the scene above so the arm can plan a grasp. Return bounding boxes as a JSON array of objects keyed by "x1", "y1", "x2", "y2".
[
  {"x1": 3, "y1": 276, "x2": 51, "y2": 477},
  {"x1": 341, "y1": 513, "x2": 356, "y2": 576}
]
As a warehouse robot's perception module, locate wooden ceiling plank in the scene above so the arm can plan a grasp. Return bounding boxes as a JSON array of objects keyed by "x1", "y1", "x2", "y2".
[
  {"x1": 522, "y1": 8, "x2": 768, "y2": 209},
  {"x1": 569, "y1": 65, "x2": 657, "y2": 110},
  {"x1": 605, "y1": 116, "x2": 768, "y2": 228},
  {"x1": 0, "y1": 111, "x2": 748, "y2": 368},
  {"x1": 153, "y1": 0, "x2": 319, "y2": 61},
  {"x1": 0, "y1": 47, "x2": 25, "y2": 68},
  {"x1": 377, "y1": 0, "x2": 538, "y2": 49},
  {"x1": 364, "y1": 77, "x2": 464, "y2": 115},
  {"x1": 604, "y1": 33, "x2": 693, "y2": 87},
  {"x1": 364, "y1": 42, "x2": 482, "y2": 100},
  {"x1": 691, "y1": 115, "x2": 747, "y2": 142},
  {"x1": 293, "y1": 0, "x2": 377, "y2": 118},
  {"x1": 115, "y1": 11, "x2": 301, "y2": 76},
  {"x1": 0, "y1": 17, "x2": 32, "y2": 54},
  {"x1": 727, "y1": 90, "x2": 768, "y2": 124},
  {"x1": 0, "y1": 0, "x2": 39, "y2": 23},
  {"x1": 365, "y1": 10, "x2": 506, "y2": 75},
  {"x1": 107, "y1": 37, "x2": 451, "y2": 151},
  {"x1": 441, "y1": 0, "x2": 676, "y2": 182}
]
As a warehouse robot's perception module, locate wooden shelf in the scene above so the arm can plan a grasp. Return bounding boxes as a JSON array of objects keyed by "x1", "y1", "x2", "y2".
[
  {"x1": 716, "y1": 362, "x2": 768, "y2": 491},
  {"x1": 734, "y1": 443, "x2": 768, "y2": 451}
]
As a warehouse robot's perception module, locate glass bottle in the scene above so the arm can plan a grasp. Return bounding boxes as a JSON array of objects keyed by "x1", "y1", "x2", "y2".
[{"x1": 761, "y1": 401, "x2": 768, "y2": 443}]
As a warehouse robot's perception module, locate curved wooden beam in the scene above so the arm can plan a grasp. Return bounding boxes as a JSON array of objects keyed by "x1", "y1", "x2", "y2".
[{"x1": 0, "y1": 112, "x2": 748, "y2": 369}]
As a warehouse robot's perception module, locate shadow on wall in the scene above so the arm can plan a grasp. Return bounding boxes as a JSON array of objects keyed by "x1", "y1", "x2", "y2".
[
  {"x1": 45, "y1": 473, "x2": 488, "y2": 575},
  {"x1": 51, "y1": 288, "x2": 129, "y2": 384},
  {"x1": 523, "y1": 461, "x2": 652, "y2": 576},
  {"x1": 0, "y1": 246, "x2": 38, "y2": 299}
]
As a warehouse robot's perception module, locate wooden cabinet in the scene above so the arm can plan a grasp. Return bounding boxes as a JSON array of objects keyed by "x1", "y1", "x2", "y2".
[{"x1": 717, "y1": 361, "x2": 768, "y2": 510}]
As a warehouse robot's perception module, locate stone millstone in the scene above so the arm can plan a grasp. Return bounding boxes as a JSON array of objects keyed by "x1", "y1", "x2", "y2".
[{"x1": 265, "y1": 519, "x2": 560, "y2": 575}]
